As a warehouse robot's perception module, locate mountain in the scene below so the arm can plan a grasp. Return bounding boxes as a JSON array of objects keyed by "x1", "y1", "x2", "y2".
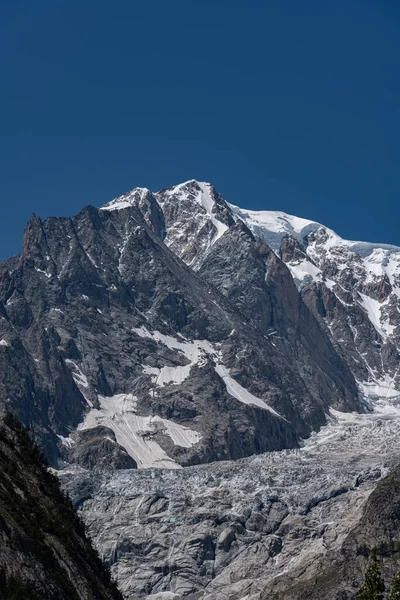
[
  {"x1": 0, "y1": 413, "x2": 123, "y2": 600},
  {"x1": 0, "y1": 180, "x2": 360, "y2": 471},
  {"x1": 1, "y1": 179, "x2": 400, "y2": 599},
  {"x1": 231, "y1": 204, "x2": 400, "y2": 400}
]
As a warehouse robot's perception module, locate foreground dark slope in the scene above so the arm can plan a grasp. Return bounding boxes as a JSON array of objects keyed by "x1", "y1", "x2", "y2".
[
  {"x1": 0, "y1": 182, "x2": 359, "y2": 469},
  {"x1": 0, "y1": 414, "x2": 123, "y2": 600}
]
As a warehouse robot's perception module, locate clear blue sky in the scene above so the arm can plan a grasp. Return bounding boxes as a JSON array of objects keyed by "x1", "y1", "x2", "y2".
[{"x1": 1, "y1": 0, "x2": 400, "y2": 260}]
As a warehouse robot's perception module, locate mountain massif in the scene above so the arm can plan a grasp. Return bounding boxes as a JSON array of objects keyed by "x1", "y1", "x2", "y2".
[{"x1": 1, "y1": 180, "x2": 400, "y2": 599}]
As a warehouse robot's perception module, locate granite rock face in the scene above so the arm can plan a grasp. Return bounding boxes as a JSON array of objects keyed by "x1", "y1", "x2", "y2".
[{"x1": 0, "y1": 181, "x2": 361, "y2": 470}]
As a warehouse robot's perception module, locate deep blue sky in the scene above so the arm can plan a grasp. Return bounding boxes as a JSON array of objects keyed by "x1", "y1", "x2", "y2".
[{"x1": 1, "y1": 0, "x2": 400, "y2": 260}]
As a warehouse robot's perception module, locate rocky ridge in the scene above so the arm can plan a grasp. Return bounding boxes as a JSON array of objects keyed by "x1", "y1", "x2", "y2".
[{"x1": 230, "y1": 204, "x2": 400, "y2": 400}]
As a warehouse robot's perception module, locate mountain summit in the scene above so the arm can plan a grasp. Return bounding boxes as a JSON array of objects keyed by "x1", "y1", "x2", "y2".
[{"x1": 0, "y1": 180, "x2": 365, "y2": 469}]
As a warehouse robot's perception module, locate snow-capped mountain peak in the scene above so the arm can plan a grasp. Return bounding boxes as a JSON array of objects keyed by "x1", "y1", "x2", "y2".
[
  {"x1": 151, "y1": 179, "x2": 233, "y2": 268},
  {"x1": 229, "y1": 203, "x2": 400, "y2": 258},
  {"x1": 101, "y1": 180, "x2": 400, "y2": 398},
  {"x1": 228, "y1": 205, "x2": 324, "y2": 253},
  {"x1": 100, "y1": 186, "x2": 151, "y2": 211}
]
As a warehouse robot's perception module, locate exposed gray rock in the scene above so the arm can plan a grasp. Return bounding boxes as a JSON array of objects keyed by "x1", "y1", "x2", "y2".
[
  {"x1": 67, "y1": 426, "x2": 137, "y2": 470},
  {"x1": 62, "y1": 399, "x2": 400, "y2": 599},
  {"x1": 0, "y1": 181, "x2": 362, "y2": 470}
]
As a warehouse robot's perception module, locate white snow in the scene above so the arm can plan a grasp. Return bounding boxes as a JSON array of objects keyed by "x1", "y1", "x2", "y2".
[
  {"x1": 73, "y1": 367, "x2": 400, "y2": 600},
  {"x1": 286, "y1": 259, "x2": 322, "y2": 288},
  {"x1": 57, "y1": 434, "x2": 75, "y2": 448},
  {"x1": 150, "y1": 415, "x2": 201, "y2": 448},
  {"x1": 358, "y1": 292, "x2": 395, "y2": 339},
  {"x1": 134, "y1": 326, "x2": 282, "y2": 416},
  {"x1": 100, "y1": 187, "x2": 150, "y2": 211},
  {"x1": 134, "y1": 327, "x2": 212, "y2": 389},
  {"x1": 65, "y1": 359, "x2": 93, "y2": 407},
  {"x1": 34, "y1": 267, "x2": 52, "y2": 278},
  {"x1": 0, "y1": 339, "x2": 9, "y2": 347},
  {"x1": 132, "y1": 325, "x2": 150, "y2": 339},
  {"x1": 65, "y1": 359, "x2": 89, "y2": 388},
  {"x1": 230, "y1": 203, "x2": 400, "y2": 272},
  {"x1": 156, "y1": 180, "x2": 229, "y2": 253},
  {"x1": 228, "y1": 205, "x2": 323, "y2": 253},
  {"x1": 230, "y1": 204, "x2": 367, "y2": 292},
  {"x1": 228, "y1": 203, "x2": 400, "y2": 363},
  {"x1": 145, "y1": 594, "x2": 180, "y2": 600},
  {"x1": 78, "y1": 394, "x2": 200, "y2": 469},
  {"x1": 196, "y1": 181, "x2": 228, "y2": 243},
  {"x1": 144, "y1": 364, "x2": 193, "y2": 387},
  {"x1": 215, "y1": 363, "x2": 283, "y2": 417},
  {"x1": 357, "y1": 373, "x2": 400, "y2": 402}
]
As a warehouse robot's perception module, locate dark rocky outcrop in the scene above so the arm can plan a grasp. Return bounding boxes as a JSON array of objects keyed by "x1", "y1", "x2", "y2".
[{"x1": 0, "y1": 414, "x2": 123, "y2": 600}]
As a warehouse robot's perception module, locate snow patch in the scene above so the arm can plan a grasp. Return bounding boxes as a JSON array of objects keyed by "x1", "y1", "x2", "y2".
[
  {"x1": 357, "y1": 374, "x2": 400, "y2": 403},
  {"x1": 134, "y1": 327, "x2": 283, "y2": 416},
  {"x1": 215, "y1": 363, "x2": 283, "y2": 417},
  {"x1": 57, "y1": 435, "x2": 75, "y2": 448},
  {"x1": 229, "y1": 205, "x2": 322, "y2": 253},
  {"x1": 79, "y1": 394, "x2": 200, "y2": 469},
  {"x1": 158, "y1": 180, "x2": 228, "y2": 252},
  {"x1": 100, "y1": 187, "x2": 150, "y2": 211},
  {"x1": 358, "y1": 293, "x2": 395, "y2": 339},
  {"x1": 287, "y1": 259, "x2": 322, "y2": 288},
  {"x1": 35, "y1": 267, "x2": 52, "y2": 278},
  {"x1": 65, "y1": 359, "x2": 93, "y2": 407},
  {"x1": 143, "y1": 364, "x2": 193, "y2": 387},
  {"x1": 135, "y1": 326, "x2": 212, "y2": 388},
  {"x1": 197, "y1": 181, "x2": 228, "y2": 243}
]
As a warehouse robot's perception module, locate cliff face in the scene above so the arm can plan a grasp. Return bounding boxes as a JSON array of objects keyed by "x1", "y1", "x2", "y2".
[
  {"x1": 0, "y1": 414, "x2": 123, "y2": 600},
  {"x1": 0, "y1": 181, "x2": 360, "y2": 471}
]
